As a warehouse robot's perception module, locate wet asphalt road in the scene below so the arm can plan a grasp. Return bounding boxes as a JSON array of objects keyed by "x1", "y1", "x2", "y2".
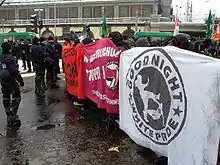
[{"x1": 0, "y1": 69, "x2": 156, "y2": 165}]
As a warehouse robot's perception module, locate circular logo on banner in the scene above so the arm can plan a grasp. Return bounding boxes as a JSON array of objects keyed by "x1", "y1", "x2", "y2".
[
  {"x1": 126, "y1": 48, "x2": 187, "y2": 145},
  {"x1": 106, "y1": 61, "x2": 119, "y2": 90}
]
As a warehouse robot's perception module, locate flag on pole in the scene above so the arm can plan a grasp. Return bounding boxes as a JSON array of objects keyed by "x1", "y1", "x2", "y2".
[
  {"x1": 101, "y1": 16, "x2": 107, "y2": 37},
  {"x1": 213, "y1": 22, "x2": 220, "y2": 40},
  {"x1": 206, "y1": 10, "x2": 214, "y2": 39},
  {"x1": 173, "y1": 15, "x2": 180, "y2": 36}
]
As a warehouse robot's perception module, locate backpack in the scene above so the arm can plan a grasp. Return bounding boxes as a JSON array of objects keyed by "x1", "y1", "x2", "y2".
[
  {"x1": 0, "y1": 62, "x2": 13, "y2": 84},
  {"x1": 42, "y1": 46, "x2": 54, "y2": 66}
]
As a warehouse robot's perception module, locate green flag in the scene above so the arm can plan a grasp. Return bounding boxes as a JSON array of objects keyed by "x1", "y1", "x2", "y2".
[
  {"x1": 206, "y1": 10, "x2": 214, "y2": 39},
  {"x1": 101, "y1": 16, "x2": 107, "y2": 37}
]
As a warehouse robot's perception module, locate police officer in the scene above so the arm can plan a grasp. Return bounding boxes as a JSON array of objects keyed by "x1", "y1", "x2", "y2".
[
  {"x1": 18, "y1": 39, "x2": 32, "y2": 72},
  {"x1": 30, "y1": 37, "x2": 46, "y2": 97},
  {"x1": 26, "y1": 38, "x2": 34, "y2": 72},
  {"x1": 39, "y1": 37, "x2": 50, "y2": 91},
  {"x1": 54, "y1": 38, "x2": 62, "y2": 79},
  {"x1": 0, "y1": 42, "x2": 24, "y2": 127},
  {"x1": 8, "y1": 38, "x2": 19, "y2": 62},
  {"x1": 46, "y1": 37, "x2": 59, "y2": 89}
]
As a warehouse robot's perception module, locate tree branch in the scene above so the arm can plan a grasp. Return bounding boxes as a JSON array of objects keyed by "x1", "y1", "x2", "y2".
[{"x1": 0, "y1": 0, "x2": 6, "y2": 6}]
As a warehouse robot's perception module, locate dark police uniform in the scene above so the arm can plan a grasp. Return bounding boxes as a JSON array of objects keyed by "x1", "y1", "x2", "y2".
[
  {"x1": 18, "y1": 40, "x2": 31, "y2": 72},
  {"x1": 54, "y1": 41, "x2": 62, "y2": 78},
  {"x1": 30, "y1": 41, "x2": 46, "y2": 97},
  {"x1": 0, "y1": 42, "x2": 24, "y2": 127},
  {"x1": 46, "y1": 40, "x2": 58, "y2": 88}
]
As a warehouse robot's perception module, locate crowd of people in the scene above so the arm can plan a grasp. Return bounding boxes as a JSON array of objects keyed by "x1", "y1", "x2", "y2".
[
  {"x1": 0, "y1": 28, "x2": 219, "y2": 131},
  {"x1": 0, "y1": 36, "x2": 62, "y2": 128}
]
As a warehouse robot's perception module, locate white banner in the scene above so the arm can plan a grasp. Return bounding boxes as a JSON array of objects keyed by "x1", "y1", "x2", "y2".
[{"x1": 119, "y1": 46, "x2": 220, "y2": 165}]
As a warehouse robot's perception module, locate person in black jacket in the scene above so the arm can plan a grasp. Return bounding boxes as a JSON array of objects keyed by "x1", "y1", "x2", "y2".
[
  {"x1": 54, "y1": 38, "x2": 62, "y2": 79},
  {"x1": 8, "y1": 38, "x2": 19, "y2": 62},
  {"x1": 30, "y1": 37, "x2": 46, "y2": 97},
  {"x1": 18, "y1": 39, "x2": 32, "y2": 72},
  {"x1": 26, "y1": 38, "x2": 34, "y2": 72},
  {"x1": 0, "y1": 42, "x2": 24, "y2": 128},
  {"x1": 46, "y1": 37, "x2": 59, "y2": 89}
]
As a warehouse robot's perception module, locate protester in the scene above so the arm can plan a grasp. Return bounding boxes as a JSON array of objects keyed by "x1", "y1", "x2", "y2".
[
  {"x1": 108, "y1": 31, "x2": 130, "y2": 50},
  {"x1": 136, "y1": 37, "x2": 150, "y2": 47},
  {"x1": 0, "y1": 42, "x2": 24, "y2": 128},
  {"x1": 122, "y1": 25, "x2": 135, "y2": 38},
  {"x1": 165, "y1": 34, "x2": 190, "y2": 50}
]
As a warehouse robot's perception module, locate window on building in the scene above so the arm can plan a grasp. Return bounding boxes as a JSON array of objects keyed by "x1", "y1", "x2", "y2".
[
  {"x1": 93, "y1": 6, "x2": 101, "y2": 18},
  {"x1": 7, "y1": 9, "x2": 15, "y2": 20},
  {"x1": 19, "y1": 9, "x2": 27, "y2": 20},
  {"x1": 49, "y1": 8, "x2": 58, "y2": 19},
  {"x1": 119, "y1": 5, "x2": 129, "y2": 17},
  {"x1": 83, "y1": 6, "x2": 92, "y2": 18},
  {"x1": 58, "y1": 7, "x2": 68, "y2": 18},
  {"x1": 69, "y1": 7, "x2": 78, "y2": 18},
  {"x1": 0, "y1": 9, "x2": 7, "y2": 20},
  {"x1": 142, "y1": 5, "x2": 152, "y2": 17},
  {"x1": 130, "y1": 5, "x2": 141, "y2": 17},
  {"x1": 28, "y1": 8, "x2": 35, "y2": 18},
  {"x1": 104, "y1": 6, "x2": 114, "y2": 18}
]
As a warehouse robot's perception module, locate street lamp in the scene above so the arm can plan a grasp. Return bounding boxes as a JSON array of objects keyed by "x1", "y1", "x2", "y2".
[
  {"x1": 135, "y1": 11, "x2": 138, "y2": 31},
  {"x1": 54, "y1": 0, "x2": 57, "y2": 36}
]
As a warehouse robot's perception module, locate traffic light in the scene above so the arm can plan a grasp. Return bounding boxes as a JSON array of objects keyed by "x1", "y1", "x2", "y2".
[
  {"x1": 30, "y1": 14, "x2": 38, "y2": 33},
  {"x1": 38, "y1": 19, "x2": 43, "y2": 30}
]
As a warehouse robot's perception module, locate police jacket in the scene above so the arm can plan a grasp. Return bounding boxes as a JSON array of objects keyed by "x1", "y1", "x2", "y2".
[
  {"x1": 54, "y1": 42, "x2": 62, "y2": 59},
  {"x1": 17, "y1": 42, "x2": 26, "y2": 57},
  {"x1": 46, "y1": 42, "x2": 56, "y2": 60},
  {"x1": 30, "y1": 44, "x2": 45, "y2": 64},
  {"x1": 0, "y1": 53, "x2": 23, "y2": 84},
  {"x1": 25, "y1": 42, "x2": 32, "y2": 57}
]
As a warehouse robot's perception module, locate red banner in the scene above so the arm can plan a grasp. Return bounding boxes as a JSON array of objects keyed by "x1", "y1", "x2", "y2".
[
  {"x1": 83, "y1": 38, "x2": 121, "y2": 114},
  {"x1": 62, "y1": 44, "x2": 78, "y2": 96}
]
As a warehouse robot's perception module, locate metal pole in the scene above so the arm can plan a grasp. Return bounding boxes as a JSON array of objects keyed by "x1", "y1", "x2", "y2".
[
  {"x1": 37, "y1": 0, "x2": 40, "y2": 35},
  {"x1": 54, "y1": 0, "x2": 57, "y2": 36},
  {"x1": 2, "y1": 22, "x2": 4, "y2": 33},
  {"x1": 135, "y1": 11, "x2": 138, "y2": 31}
]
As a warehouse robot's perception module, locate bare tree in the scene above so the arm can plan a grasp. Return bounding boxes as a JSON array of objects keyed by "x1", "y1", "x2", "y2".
[{"x1": 0, "y1": 0, "x2": 6, "y2": 6}]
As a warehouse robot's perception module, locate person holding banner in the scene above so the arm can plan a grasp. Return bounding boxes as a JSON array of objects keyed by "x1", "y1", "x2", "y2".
[{"x1": 108, "y1": 31, "x2": 131, "y2": 51}]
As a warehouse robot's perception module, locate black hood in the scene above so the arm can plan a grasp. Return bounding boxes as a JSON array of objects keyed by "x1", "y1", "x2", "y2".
[
  {"x1": 0, "y1": 53, "x2": 14, "y2": 64},
  {"x1": 136, "y1": 37, "x2": 150, "y2": 47},
  {"x1": 173, "y1": 34, "x2": 190, "y2": 50}
]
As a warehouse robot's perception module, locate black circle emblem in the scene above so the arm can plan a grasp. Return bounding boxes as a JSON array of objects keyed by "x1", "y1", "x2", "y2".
[{"x1": 126, "y1": 48, "x2": 187, "y2": 145}]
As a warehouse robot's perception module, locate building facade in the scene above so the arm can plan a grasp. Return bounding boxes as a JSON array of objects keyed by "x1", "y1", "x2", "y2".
[{"x1": 0, "y1": 0, "x2": 171, "y2": 21}]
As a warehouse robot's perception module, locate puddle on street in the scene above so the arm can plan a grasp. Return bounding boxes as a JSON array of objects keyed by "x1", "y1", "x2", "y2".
[{"x1": 0, "y1": 77, "x2": 158, "y2": 165}]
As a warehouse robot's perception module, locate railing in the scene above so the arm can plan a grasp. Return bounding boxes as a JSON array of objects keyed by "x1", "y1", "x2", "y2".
[
  {"x1": 4, "y1": 17, "x2": 171, "y2": 26},
  {"x1": 3, "y1": 16, "x2": 206, "y2": 26}
]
